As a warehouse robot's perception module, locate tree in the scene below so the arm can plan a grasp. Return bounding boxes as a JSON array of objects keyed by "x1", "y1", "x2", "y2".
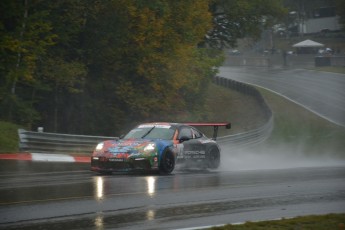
[
  {"x1": 0, "y1": 0, "x2": 56, "y2": 127},
  {"x1": 80, "y1": 0, "x2": 222, "y2": 134},
  {"x1": 336, "y1": 0, "x2": 345, "y2": 29},
  {"x1": 1, "y1": 0, "x2": 286, "y2": 135},
  {"x1": 33, "y1": 0, "x2": 91, "y2": 132},
  {"x1": 207, "y1": 0, "x2": 287, "y2": 48}
]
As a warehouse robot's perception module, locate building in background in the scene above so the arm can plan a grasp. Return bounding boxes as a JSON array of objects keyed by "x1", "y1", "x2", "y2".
[{"x1": 300, "y1": 6, "x2": 341, "y2": 34}]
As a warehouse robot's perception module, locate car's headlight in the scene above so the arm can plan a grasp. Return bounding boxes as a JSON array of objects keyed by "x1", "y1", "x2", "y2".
[
  {"x1": 95, "y1": 142, "x2": 104, "y2": 151},
  {"x1": 144, "y1": 143, "x2": 156, "y2": 152}
]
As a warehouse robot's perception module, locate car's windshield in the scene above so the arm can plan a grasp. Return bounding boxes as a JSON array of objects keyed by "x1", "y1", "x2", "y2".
[{"x1": 123, "y1": 124, "x2": 175, "y2": 140}]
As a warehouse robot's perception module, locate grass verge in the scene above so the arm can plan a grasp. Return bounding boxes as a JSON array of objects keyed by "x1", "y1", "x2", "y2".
[
  {"x1": 203, "y1": 83, "x2": 267, "y2": 135},
  {"x1": 209, "y1": 213, "x2": 345, "y2": 230},
  {"x1": 0, "y1": 120, "x2": 23, "y2": 153},
  {"x1": 258, "y1": 87, "x2": 345, "y2": 157},
  {"x1": 170, "y1": 82, "x2": 268, "y2": 137}
]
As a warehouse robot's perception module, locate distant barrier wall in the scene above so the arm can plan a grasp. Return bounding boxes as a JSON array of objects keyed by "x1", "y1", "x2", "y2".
[
  {"x1": 316, "y1": 56, "x2": 345, "y2": 67},
  {"x1": 226, "y1": 54, "x2": 345, "y2": 68},
  {"x1": 224, "y1": 56, "x2": 270, "y2": 67}
]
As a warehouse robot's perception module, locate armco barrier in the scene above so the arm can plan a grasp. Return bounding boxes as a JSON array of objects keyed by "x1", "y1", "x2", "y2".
[
  {"x1": 217, "y1": 115, "x2": 273, "y2": 150},
  {"x1": 213, "y1": 76, "x2": 273, "y2": 150},
  {"x1": 18, "y1": 129, "x2": 117, "y2": 154},
  {"x1": 18, "y1": 78, "x2": 273, "y2": 155},
  {"x1": 213, "y1": 76, "x2": 272, "y2": 119}
]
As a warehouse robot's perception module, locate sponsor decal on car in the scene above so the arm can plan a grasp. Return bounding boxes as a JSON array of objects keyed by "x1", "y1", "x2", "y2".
[
  {"x1": 183, "y1": 150, "x2": 206, "y2": 159},
  {"x1": 109, "y1": 158, "x2": 125, "y2": 162}
]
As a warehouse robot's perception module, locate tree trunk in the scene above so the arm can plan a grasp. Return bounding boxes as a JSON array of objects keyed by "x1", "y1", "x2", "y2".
[{"x1": 11, "y1": 0, "x2": 28, "y2": 95}]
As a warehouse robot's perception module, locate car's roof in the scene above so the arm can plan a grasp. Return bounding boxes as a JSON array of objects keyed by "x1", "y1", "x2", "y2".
[
  {"x1": 137, "y1": 122, "x2": 231, "y2": 129},
  {"x1": 137, "y1": 122, "x2": 183, "y2": 128}
]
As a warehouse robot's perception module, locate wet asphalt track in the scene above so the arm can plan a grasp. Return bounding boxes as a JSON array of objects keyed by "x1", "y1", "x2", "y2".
[
  {"x1": 219, "y1": 66, "x2": 345, "y2": 127},
  {"x1": 0, "y1": 160, "x2": 345, "y2": 230},
  {"x1": 1, "y1": 67, "x2": 345, "y2": 229}
]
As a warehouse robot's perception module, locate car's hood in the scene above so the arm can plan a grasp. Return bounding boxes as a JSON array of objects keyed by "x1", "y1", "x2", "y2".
[{"x1": 93, "y1": 139, "x2": 155, "y2": 158}]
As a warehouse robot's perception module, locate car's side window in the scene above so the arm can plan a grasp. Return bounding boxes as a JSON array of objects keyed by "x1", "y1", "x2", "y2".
[
  {"x1": 192, "y1": 128, "x2": 203, "y2": 139},
  {"x1": 178, "y1": 127, "x2": 193, "y2": 139}
]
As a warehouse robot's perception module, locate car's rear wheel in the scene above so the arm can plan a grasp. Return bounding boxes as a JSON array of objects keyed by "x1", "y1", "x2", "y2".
[
  {"x1": 206, "y1": 147, "x2": 220, "y2": 169},
  {"x1": 159, "y1": 149, "x2": 175, "y2": 174}
]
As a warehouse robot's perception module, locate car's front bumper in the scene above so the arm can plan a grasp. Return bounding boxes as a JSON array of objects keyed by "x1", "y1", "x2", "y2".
[{"x1": 91, "y1": 156, "x2": 158, "y2": 172}]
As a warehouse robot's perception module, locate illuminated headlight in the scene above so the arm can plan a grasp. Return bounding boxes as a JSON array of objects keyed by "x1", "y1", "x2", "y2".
[
  {"x1": 93, "y1": 157, "x2": 99, "y2": 160},
  {"x1": 144, "y1": 143, "x2": 156, "y2": 152},
  {"x1": 95, "y1": 142, "x2": 104, "y2": 151}
]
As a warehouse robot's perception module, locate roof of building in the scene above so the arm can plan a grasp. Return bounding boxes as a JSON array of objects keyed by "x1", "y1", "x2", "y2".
[{"x1": 292, "y1": 39, "x2": 324, "y2": 48}]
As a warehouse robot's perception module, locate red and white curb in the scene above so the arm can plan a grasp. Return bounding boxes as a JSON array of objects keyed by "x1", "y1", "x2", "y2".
[{"x1": 0, "y1": 153, "x2": 90, "y2": 163}]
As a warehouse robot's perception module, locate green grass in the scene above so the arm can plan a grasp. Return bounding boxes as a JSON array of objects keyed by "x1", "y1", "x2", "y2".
[
  {"x1": 172, "y1": 83, "x2": 268, "y2": 137},
  {"x1": 209, "y1": 213, "x2": 345, "y2": 230},
  {"x1": 203, "y1": 83, "x2": 267, "y2": 135},
  {"x1": 258, "y1": 88, "x2": 345, "y2": 156},
  {"x1": 0, "y1": 120, "x2": 23, "y2": 153},
  {"x1": 201, "y1": 83, "x2": 345, "y2": 158}
]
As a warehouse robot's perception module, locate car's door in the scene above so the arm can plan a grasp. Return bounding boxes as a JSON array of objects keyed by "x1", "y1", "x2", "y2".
[
  {"x1": 177, "y1": 126, "x2": 205, "y2": 160},
  {"x1": 190, "y1": 127, "x2": 207, "y2": 160}
]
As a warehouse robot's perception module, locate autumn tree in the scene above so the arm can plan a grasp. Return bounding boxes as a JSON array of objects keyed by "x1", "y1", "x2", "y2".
[
  {"x1": 1, "y1": 0, "x2": 287, "y2": 135},
  {"x1": 80, "y1": 0, "x2": 223, "y2": 134}
]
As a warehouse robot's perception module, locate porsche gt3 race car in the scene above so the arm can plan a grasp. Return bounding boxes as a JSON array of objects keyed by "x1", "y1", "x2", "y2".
[{"x1": 91, "y1": 122, "x2": 230, "y2": 174}]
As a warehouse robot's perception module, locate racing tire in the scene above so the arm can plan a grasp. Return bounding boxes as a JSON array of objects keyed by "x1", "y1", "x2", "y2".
[
  {"x1": 159, "y1": 149, "x2": 175, "y2": 174},
  {"x1": 206, "y1": 147, "x2": 220, "y2": 169}
]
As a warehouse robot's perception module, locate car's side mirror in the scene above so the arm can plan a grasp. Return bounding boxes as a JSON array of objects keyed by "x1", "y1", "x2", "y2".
[{"x1": 179, "y1": 136, "x2": 190, "y2": 143}]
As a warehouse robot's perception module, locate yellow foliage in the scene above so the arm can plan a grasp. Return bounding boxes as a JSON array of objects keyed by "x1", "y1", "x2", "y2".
[{"x1": 121, "y1": 0, "x2": 213, "y2": 111}]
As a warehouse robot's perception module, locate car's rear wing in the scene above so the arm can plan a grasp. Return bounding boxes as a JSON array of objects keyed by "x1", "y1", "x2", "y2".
[{"x1": 184, "y1": 122, "x2": 231, "y2": 140}]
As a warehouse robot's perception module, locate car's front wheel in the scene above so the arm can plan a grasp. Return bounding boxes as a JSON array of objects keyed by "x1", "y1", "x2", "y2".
[
  {"x1": 159, "y1": 149, "x2": 175, "y2": 174},
  {"x1": 206, "y1": 147, "x2": 220, "y2": 169}
]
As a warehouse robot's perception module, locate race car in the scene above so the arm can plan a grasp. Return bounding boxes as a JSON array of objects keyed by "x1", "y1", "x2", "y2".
[{"x1": 91, "y1": 122, "x2": 231, "y2": 174}]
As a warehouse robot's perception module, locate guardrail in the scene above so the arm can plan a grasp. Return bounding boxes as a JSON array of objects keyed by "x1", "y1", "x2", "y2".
[
  {"x1": 213, "y1": 76, "x2": 272, "y2": 119},
  {"x1": 213, "y1": 76, "x2": 273, "y2": 150},
  {"x1": 217, "y1": 115, "x2": 273, "y2": 150},
  {"x1": 18, "y1": 129, "x2": 117, "y2": 154},
  {"x1": 18, "y1": 77, "x2": 273, "y2": 154}
]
